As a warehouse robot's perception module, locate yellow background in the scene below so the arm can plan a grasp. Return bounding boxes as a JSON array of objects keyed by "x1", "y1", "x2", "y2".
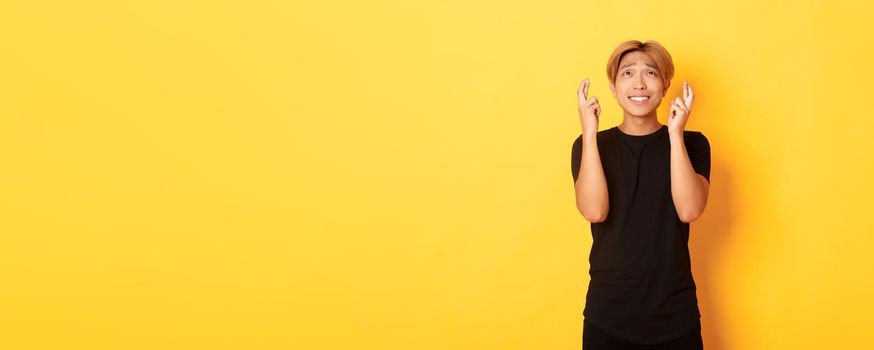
[{"x1": 1, "y1": 0, "x2": 872, "y2": 349}]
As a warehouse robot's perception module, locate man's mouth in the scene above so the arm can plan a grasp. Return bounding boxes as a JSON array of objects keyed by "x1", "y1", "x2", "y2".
[{"x1": 629, "y1": 95, "x2": 650, "y2": 104}]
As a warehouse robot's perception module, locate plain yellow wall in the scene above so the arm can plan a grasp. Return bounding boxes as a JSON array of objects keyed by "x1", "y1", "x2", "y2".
[{"x1": 1, "y1": 0, "x2": 872, "y2": 349}]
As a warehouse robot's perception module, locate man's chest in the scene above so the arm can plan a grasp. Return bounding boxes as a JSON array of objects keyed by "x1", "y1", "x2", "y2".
[{"x1": 600, "y1": 138, "x2": 672, "y2": 202}]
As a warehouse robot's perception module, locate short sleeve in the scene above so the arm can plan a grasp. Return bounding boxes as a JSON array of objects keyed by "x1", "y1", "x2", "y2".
[
  {"x1": 571, "y1": 135, "x2": 582, "y2": 183},
  {"x1": 686, "y1": 132, "x2": 711, "y2": 182}
]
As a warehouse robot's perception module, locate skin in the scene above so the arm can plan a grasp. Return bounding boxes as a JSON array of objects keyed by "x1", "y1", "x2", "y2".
[
  {"x1": 575, "y1": 50, "x2": 709, "y2": 223},
  {"x1": 575, "y1": 77, "x2": 609, "y2": 222}
]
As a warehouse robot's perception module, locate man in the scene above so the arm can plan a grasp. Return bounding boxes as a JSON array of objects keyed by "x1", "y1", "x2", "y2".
[{"x1": 571, "y1": 40, "x2": 711, "y2": 349}]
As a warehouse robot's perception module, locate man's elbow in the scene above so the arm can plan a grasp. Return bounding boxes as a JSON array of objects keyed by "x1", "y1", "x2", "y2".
[
  {"x1": 575, "y1": 195, "x2": 609, "y2": 223},
  {"x1": 579, "y1": 207, "x2": 608, "y2": 223},
  {"x1": 587, "y1": 214, "x2": 608, "y2": 223},
  {"x1": 678, "y1": 210, "x2": 703, "y2": 223}
]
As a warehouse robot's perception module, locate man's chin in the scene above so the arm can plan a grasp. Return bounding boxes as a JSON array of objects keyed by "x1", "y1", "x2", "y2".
[{"x1": 623, "y1": 108, "x2": 657, "y2": 117}]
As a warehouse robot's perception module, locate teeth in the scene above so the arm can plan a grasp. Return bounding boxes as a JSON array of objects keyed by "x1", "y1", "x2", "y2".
[{"x1": 630, "y1": 96, "x2": 649, "y2": 101}]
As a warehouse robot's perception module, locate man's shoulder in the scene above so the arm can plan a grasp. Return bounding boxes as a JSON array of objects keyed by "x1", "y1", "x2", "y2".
[
  {"x1": 681, "y1": 129, "x2": 710, "y2": 146},
  {"x1": 682, "y1": 129, "x2": 707, "y2": 138},
  {"x1": 573, "y1": 127, "x2": 616, "y2": 144}
]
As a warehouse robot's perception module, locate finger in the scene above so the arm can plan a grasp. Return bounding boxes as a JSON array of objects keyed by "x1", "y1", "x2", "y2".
[
  {"x1": 672, "y1": 97, "x2": 684, "y2": 112},
  {"x1": 578, "y1": 81, "x2": 583, "y2": 101},
  {"x1": 583, "y1": 78, "x2": 590, "y2": 101},
  {"x1": 675, "y1": 97, "x2": 688, "y2": 112},
  {"x1": 686, "y1": 83, "x2": 694, "y2": 109},
  {"x1": 578, "y1": 80, "x2": 586, "y2": 102},
  {"x1": 578, "y1": 79, "x2": 588, "y2": 102},
  {"x1": 587, "y1": 96, "x2": 597, "y2": 106},
  {"x1": 683, "y1": 81, "x2": 689, "y2": 100}
]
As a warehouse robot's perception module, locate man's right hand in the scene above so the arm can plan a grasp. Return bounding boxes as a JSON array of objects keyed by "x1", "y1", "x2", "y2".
[{"x1": 578, "y1": 78, "x2": 600, "y2": 136}]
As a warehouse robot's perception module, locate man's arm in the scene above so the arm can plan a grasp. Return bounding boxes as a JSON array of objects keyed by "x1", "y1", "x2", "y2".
[
  {"x1": 573, "y1": 132, "x2": 609, "y2": 222},
  {"x1": 669, "y1": 132, "x2": 710, "y2": 223}
]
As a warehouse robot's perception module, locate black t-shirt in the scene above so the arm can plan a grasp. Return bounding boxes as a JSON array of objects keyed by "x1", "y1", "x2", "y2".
[{"x1": 571, "y1": 124, "x2": 711, "y2": 344}]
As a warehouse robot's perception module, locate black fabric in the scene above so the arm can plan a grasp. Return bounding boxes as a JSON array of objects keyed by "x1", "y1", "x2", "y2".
[
  {"x1": 583, "y1": 318, "x2": 704, "y2": 349},
  {"x1": 571, "y1": 124, "x2": 711, "y2": 345}
]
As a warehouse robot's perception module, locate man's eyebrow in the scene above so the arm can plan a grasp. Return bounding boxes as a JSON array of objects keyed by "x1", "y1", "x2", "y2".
[{"x1": 619, "y1": 62, "x2": 658, "y2": 70}]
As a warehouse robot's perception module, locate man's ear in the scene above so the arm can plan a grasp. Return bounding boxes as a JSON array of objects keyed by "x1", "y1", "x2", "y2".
[{"x1": 609, "y1": 82, "x2": 616, "y2": 98}]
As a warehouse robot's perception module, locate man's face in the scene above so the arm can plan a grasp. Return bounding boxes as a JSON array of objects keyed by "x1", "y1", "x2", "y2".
[{"x1": 609, "y1": 50, "x2": 667, "y2": 117}]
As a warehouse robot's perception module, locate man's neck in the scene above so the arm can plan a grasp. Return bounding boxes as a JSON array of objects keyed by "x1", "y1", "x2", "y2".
[{"x1": 618, "y1": 112, "x2": 662, "y2": 135}]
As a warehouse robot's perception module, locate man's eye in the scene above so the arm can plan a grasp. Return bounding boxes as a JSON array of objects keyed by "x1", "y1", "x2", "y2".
[
  {"x1": 622, "y1": 71, "x2": 631, "y2": 76},
  {"x1": 648, "y1": 71, "x2": 657, "y2": 76}
]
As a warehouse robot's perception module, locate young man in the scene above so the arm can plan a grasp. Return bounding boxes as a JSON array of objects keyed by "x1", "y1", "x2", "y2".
[{"x1": 571, "y1": 40, "x2": 711, "y2": 349}]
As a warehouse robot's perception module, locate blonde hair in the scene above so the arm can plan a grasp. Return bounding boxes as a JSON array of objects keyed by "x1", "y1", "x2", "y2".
[{"x1": 606, "y1": 40, "x2": 674, "y2": 90}]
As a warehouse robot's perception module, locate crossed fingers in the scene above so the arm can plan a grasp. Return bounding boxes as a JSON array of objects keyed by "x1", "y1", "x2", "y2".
[{"x1": 578, "y1": 78, "x2": 600, "y2": 116}]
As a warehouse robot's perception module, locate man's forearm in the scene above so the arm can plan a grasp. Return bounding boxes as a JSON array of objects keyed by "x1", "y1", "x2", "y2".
[
  {"x1": 575, "y1": 132, "x2": 609, "y2": 222},
  {"x1": 669, "y1": 133, "x2": 708, "y2": 223}
]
